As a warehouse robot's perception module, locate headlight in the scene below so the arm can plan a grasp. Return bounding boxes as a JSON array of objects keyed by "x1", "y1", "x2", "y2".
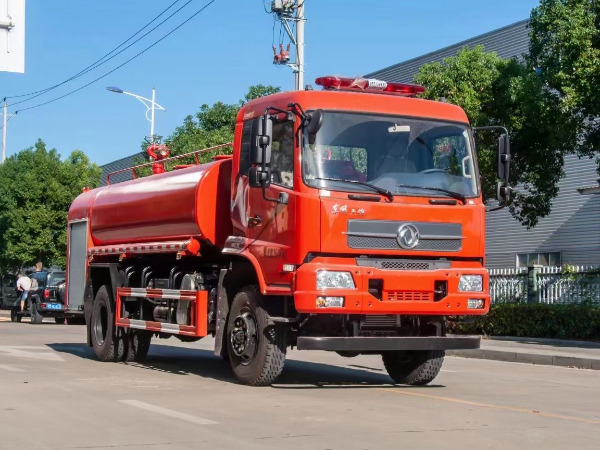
[
  {"x1": 458, "y1": 275, "x2": 483, "y2": 292},
  {"x1": 316, "y1": 271, "x2": 356, "y2": 289}
]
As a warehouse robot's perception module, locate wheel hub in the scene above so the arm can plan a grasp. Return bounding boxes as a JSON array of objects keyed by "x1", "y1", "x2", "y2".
[{"x1": 230, "y1": 310, "x2": 257, "y2": 361}]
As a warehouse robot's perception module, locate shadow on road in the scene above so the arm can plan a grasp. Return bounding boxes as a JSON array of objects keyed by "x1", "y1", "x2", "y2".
[{"x1": 47, "y1": 342, "x2": 445, "y2": 389}]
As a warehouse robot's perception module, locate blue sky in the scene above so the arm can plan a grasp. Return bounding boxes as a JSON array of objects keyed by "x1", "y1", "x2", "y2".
[{"x1": 0, "y1": 0, "x2": 540, "y2": 166}]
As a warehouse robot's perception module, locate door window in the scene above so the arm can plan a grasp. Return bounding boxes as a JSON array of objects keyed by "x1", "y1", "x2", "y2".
[{"x1": 270, "y1": 121, "x2": 295, "y2": 188}]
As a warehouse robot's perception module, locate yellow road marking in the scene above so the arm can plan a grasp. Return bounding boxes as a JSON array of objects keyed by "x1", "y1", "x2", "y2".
[{"x1": 379, "y1": 388, "x2": 600, "y2": 425}]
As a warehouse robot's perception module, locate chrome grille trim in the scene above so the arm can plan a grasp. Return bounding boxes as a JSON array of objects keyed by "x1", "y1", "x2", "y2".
[{"x1": 356, "y1": 258, "x2": 451, "y2": 270}]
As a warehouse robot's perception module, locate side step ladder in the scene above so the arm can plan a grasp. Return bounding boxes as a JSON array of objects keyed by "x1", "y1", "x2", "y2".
[{"x1": 115, "y1": 287, "x2": 208, "y2": 337}]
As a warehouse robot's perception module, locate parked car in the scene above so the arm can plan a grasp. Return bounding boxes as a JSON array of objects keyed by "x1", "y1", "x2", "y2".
[
  {"x1": 1, "y1": 274, "x2": 21, "y2": 322},
  {"x1": 26, "y1": 270, "x2": 68, "y2": 324}
]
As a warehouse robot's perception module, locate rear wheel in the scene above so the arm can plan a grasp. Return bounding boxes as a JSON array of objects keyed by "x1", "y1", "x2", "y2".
[
  {"x1": 123, "y1": 330, "x2": 152, "y2": 362},
  {"x1": 30, "y1": 302, "x2": 44, "y2": 324},
  {"x1": 90, "y1": 285, "x2": 125, "y2": 362},
  {"x1": 54, "y1": 317, "x2": 65, "y2": 325},
  {"x1": 227, "y1": 285, "x2": 286, "y2": 386},
  {"x1": 382, "y1": 350, "x2": 445, "y2": 386}
]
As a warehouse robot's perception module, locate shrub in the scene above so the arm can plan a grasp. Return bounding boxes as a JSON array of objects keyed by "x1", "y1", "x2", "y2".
[{"x1": 448, "y1": 303, "x2": 600, "y2": 340}]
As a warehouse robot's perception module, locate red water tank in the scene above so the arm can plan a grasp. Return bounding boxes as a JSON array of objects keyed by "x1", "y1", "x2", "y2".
[{"x1": 68, "y1": 159, "x2": 232, "y2": 248}]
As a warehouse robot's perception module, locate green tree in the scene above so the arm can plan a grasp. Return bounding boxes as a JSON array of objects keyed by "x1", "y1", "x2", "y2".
[
  {"x1": 529, "y1": 0, "x2": 600, "y2": 172},
  {"x1": 414, "y1": 46, "x2": 580, "y2": 227},
  {"x1": 0, "y1": 140, "x2": 101, "y2": 270}
]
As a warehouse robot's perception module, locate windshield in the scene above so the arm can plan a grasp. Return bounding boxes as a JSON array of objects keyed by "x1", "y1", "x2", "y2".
[
  {"x1": 302, "y1": 112, "x2": 478, "y2": 198},
  {"x1": 47, "y1": 272, "x2": 65, "y2": 287}
]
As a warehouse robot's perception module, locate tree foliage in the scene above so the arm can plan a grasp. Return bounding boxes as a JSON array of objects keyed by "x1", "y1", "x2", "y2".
[
  {"x1": 0, "y1": 140, "x2": 101, "y2": 270},
  {"x1": 529, "y1": 0, "x2": 600, "y2": 172},
  {"x1": 414, "y1": 45, "x2": 580, "y2": 227}
]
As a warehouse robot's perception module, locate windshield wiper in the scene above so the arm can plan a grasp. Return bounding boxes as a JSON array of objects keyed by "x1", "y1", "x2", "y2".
[
  {"x1": 315, "y1": 177, "x2": 394, "y2": 202},
  {"x1": 396, "y1": 184, "x2": 467, "y2": 204}
]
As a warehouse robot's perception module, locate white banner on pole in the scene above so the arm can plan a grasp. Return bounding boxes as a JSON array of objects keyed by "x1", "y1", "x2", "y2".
[{"x1": 0, "y1": 0, "x2": 25, "y2": 73}]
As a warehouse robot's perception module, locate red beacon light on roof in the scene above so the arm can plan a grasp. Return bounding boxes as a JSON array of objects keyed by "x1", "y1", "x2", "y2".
[{"x1": 314, "y1": 75, "x2": 425, "y2": 97}]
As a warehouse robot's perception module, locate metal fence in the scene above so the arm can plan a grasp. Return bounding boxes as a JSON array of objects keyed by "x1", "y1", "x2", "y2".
[
  {"x1": 489, "y1": 265, "x2": 600, "y2": 304},
  {"x1": 489, "y1": 267, "x2": 528, "y2": 303}
]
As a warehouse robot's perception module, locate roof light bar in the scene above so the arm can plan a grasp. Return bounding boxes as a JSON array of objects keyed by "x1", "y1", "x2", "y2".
[{"x1": 314, "y1": 76, "x2": 425, "y2": 97}]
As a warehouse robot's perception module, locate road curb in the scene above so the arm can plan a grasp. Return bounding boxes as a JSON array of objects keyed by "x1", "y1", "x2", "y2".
[{"x1": 448, "y1": 349, "x2": 600, "y2": 370}]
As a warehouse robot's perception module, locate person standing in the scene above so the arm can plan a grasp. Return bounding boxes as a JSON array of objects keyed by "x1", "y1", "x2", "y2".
[{"x1": 16, "y1": 272, "x2": 32, "y2": 312}]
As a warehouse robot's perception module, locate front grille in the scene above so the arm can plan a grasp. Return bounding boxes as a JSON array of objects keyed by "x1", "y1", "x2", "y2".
[
  {"x1": 361, "y1": 314, "x2": 399, "y2": 329},
  {"x1": 381, "y1": 261, "x2": 430, "y2": 270},
  {"x1": 348, "y1": 235, "x2": 461, "y2": 252},
  {"x1": 386, "y1": 291, "x2": 433, "y2": 302}
]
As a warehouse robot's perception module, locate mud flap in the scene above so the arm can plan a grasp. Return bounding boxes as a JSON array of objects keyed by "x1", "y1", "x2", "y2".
[{"x1": 213, "y1": 269, "x2": 230, "y2": 357}]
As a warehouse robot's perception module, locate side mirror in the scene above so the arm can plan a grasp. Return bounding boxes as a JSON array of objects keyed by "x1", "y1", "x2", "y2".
[
  {"x1": 496, "y1": 133, "x2": 511, "y2": 202},
  {"x1": 306, "y1": 109, "x2": 324, "y2": 134},
  {"x1": 250, "y1": 113, "x2": 273, "y2": 165},
  {"x1": 306, "y1": 109, "x2": 324, "y2": 145},
  {"x1": 497, "y1": 133, "x2": 510, "y2": 181},
  {"x1": 248, "y1": 166, "x2": 271, "y2": 189}
]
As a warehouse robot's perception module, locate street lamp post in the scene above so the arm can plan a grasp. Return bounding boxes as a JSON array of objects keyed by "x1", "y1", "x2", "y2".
[{"x1": 106, "y1": 86, "x2": 166, "y2": 144}]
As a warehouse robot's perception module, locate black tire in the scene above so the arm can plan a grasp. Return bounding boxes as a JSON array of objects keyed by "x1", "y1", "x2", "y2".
[
  {"x1": 54, "y1": 317, "x2": 65, "y2": 325},
  {"x1": 30, "y1": 302, "x2": 44, "y2": 324},
  {"x1": 123, "y1": 330, "x2": 152, "y2": 362},
  {"x1": 227, "y1": 285, "x2": 286, "y2": 386},
  {"x1": 11, "y1": 309, "x2": 21, "y2": 323},
  {"x1": 90, "y1": 285, "x2": 125, "y2": 362},
  {"x1": 382, "y1": 350, "x2": 445, "y2": 386}
]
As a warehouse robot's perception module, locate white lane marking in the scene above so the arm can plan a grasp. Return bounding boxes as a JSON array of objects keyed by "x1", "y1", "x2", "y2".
[
  {"x1": 119, "y1": 400, "x2": 218, "y2": 425},
  {"x1": 441, "y1": 369, "x2": 457, "y2": 373},
  {"x1": 0, "y1": 346, "x2": 63, "y2": 361},
  {"x1": 0, "y1": 364, "x2": 25, "y2": 372}
]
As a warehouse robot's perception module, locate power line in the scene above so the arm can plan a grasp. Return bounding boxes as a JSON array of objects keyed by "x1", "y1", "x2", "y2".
[
  {"x1": 15, "y1": 0, "x2": 218, "y2": 113},
  {"x1": 5, "y1": 0, "x2": 190, "y2": 104}
]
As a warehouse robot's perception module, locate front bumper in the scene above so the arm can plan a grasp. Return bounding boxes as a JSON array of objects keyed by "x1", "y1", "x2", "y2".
[
  {"x1": 294, "y1": 260, "x2": 489, "y2": 315},
  {"x1": 297, "y1": 335, "x2": 480, "y2": 352}
]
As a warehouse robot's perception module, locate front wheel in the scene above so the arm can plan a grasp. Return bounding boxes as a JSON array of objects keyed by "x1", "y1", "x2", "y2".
[
  {"x1": 382, "y1": 350, "x2": 445, "y2": 386},
  {"x1": 90, "y1": 285, "x2": 125, "y2": 362},
  {"x1": 227, "y1": 285, "x2": 286, "y2": 386}
]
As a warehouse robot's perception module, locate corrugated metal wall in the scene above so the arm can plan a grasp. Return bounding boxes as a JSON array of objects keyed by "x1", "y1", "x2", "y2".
[
  {"x1": 99, "y1": 154, "x2": 141, "y2": 186},
  {"x1": 486, "y1": 155, "x2": 600, "y2": 268},
  {"x1": 365, "y1": 20, "x2": 530, "y2": 82}
]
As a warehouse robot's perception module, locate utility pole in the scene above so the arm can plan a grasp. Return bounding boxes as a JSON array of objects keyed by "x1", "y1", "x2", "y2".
[
  {"x1": 2, "y1": 100, "x2": 7, "y2": 164},
  {"x1": 269, "y1": 0, "x2": 306, "y2": 91},
  {"x1": 295, "y1": 1, "x2": 304, "y2": 91}
]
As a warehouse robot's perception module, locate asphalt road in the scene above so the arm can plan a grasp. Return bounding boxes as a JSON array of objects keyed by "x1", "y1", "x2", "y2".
[{"x1": 1, "y1": 317, "x2": 599, "y2": 450}]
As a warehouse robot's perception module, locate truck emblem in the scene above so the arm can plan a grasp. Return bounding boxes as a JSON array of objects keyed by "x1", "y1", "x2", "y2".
[{"x1": 397, "y1": 224, "x2": 420, "y2": 249}]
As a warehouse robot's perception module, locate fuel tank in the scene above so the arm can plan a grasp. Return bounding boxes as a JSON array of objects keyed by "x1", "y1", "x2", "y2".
[{"x1": 68, "y1": 158, "x2": 232, "y2": 248}]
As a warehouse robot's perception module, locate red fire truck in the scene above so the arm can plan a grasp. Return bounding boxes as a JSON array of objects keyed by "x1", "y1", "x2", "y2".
[{"x1": 65, "y1": 76, "x2": 510, "y2": 386}]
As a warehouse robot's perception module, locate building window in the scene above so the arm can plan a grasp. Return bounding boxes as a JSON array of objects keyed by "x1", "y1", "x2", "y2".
[{"x1": 516, "y1": 252, "x2": 561, "y2": 268}]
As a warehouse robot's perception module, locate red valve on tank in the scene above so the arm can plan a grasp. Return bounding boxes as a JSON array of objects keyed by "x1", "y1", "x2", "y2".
[{"x1": 147, "y1": 143, "x2": 171, "y2": 175}]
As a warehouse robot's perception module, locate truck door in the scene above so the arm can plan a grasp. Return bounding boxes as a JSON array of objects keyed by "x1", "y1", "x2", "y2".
[
  {"x1": 234, "y1": 118, "x2": 298, "y2": 290},
  {"x1": 1, "y1": 275, "x2": 19, "y2": 309},
  {"x1": 66, "y1": 220, "x2": 89, "y2": 312}
]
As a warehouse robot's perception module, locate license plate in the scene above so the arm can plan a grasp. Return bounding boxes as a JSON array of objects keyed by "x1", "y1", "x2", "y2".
[{"x1": 47, "y1": 303, "x2": 62, "y2": 310}]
